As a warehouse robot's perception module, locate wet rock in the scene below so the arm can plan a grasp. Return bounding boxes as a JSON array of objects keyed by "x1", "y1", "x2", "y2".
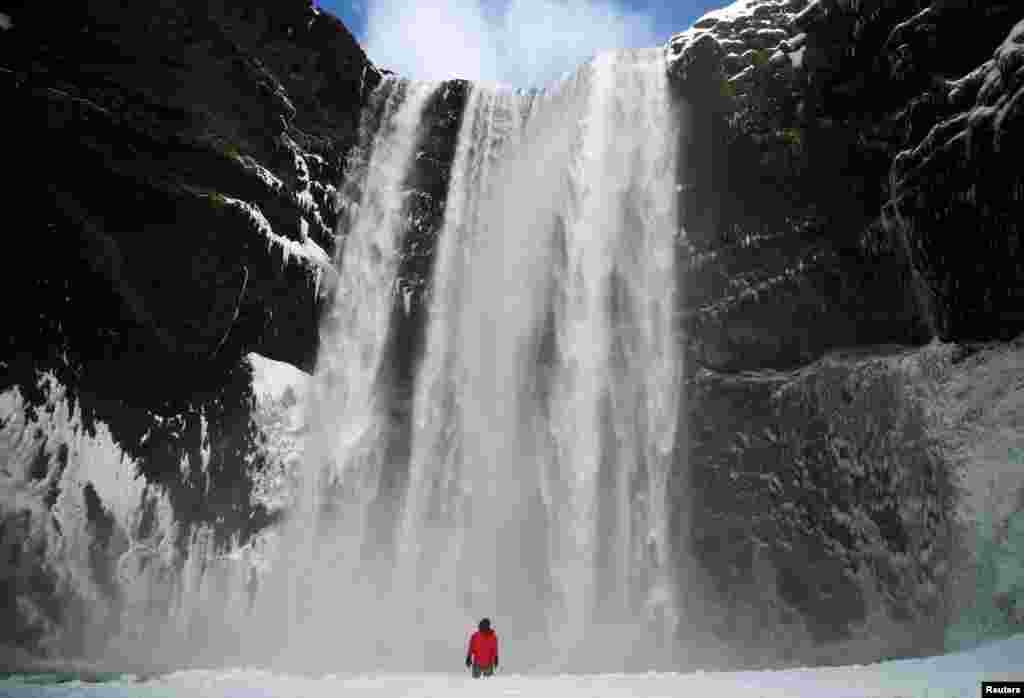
[
  {"x1": 666, "y1": 0, "x2": 1024, "y2": 665},
  {"x1": 678, "y1": 343, "x2": 958, "y2": 666},
  {"x1": 886, "y1": 18, "x2": 1024, "y2": 341},
  {"x1": 667, "y1": 0, "x2": 1024, "y2": 371},
  {"x1": 1, "y1": 0, "x2": 376, "y2": 385}
]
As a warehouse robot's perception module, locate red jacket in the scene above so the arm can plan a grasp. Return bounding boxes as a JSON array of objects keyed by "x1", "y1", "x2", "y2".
[{"x1": 467, "y1": 629, "x2": 498, "y2": 667}]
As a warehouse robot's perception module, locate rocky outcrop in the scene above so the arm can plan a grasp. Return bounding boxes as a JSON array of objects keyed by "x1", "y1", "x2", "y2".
[
  {"x1": 668, "y1": 0, "x2": 930, "y2": 373},
  {"x1": 667, "y1": 0, "x2": 1024, "y2": 369},
  {"x1": 886, "y1": 18, "x2": 1024, "y2": 341},
  {"x1": 674, "y1": 344, "x2": 957, "y2": 667},
  {"x1": 0, "y1": 0, "x2": 378, "y2": 523},
  {"x1": 1, "y1": 0, "x2": 377, "y2": 377},
  {"x1": 665, "y1": 0, "x2": 1024, "y2": 665},
  {"x1": 676, "y1": 337, "x2": 1024, "y2": 666},
  {"x1": 0, "y1": 0, "x2": 379, "y2": 659}
]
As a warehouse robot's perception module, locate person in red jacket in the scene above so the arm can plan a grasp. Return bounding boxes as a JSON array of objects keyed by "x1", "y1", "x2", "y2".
[{"x1": 465, "y1": 618, "x2": 498, "y2": 677}]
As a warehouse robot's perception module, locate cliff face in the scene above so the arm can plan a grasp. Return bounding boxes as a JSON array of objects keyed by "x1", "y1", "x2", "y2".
[
  {"x1": 886, "y1": 17, "x2": 1024, "y2": 341},
  {"x1": 666, "y1": 0, "x2": 1024, "y2": 664},
  {"x1": 2, "y1": 0, "x2": 377, "y2": 377},
  {"x1": 668, "y1": 0, "x2": 927, "y2": 374},
  {"x1": 0, "y1": 0, "x2": 379, "y2": 509},
  {"x1": 675, "y1": 346, "x2": 957, "y2": 666},
  {"x1": 667, "y1": 0, "x2": 1024, "y2": 369},
  {"x1": 0, "y1": 0, "x2": 381, "y2": 659}
]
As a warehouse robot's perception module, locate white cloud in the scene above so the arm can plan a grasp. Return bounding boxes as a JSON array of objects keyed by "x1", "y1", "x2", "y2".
[{"x1": 363, "y1": 0, "x2": 658, "y2": 88}]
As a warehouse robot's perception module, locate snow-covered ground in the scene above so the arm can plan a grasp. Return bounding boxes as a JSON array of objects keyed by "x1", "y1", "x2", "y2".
[{"x1": 1, "y1": 634, "x2": 1020, "y2": 697}]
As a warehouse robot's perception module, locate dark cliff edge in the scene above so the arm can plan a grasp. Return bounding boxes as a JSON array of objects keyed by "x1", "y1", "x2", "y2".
[{"x1": 666, "y1": 0, "x2": 1024, "y2": 666}]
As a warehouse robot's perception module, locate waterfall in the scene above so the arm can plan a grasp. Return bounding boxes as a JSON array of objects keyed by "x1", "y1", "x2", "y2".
[
  {"x1": 393, "y1": 85, "x2": 535, "y2": 668},
  {"x1": 548, "y1": 49, "x2": 681, "y2": 666},
  {"x1": 395, "y1": 48, "x2": 683, "y2": 672},
  {"x1": 257, "y1": 76, "x2": 439, "y2": 670},
  {"x1": 246, "y1": 49, "x2": 683, "y2": 673},
  {"x1": 0, "y1": 49, "x2": 685, "y2": 674}
]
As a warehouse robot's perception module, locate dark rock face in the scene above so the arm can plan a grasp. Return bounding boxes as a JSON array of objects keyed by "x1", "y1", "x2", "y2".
[
  {"x1": 886, "y1": 17, "x2": 1024, "y2": 341},
  {"x1": 668, "y1": 0, "x2": 1024, "y2": 361},
  {"x1": 786, "y1": 0, "x2": 1024, "y2": 342},
  {"x1": 0, "y1": 0, "x2": 377, "y2": 658},
  {"x1": 1, "y1": 0, "x2": 376, "y2": 376},
  {"x1": 673, "y1": 346, "x2": 956, "y2": 667},
  {"x1": 666, "y1": 0, "x2": 1024, "y2": 666},
  {"x1": 0, "y1": 0, "x2": 376, "y2": 527},
  {"x1": 668, "y1": 0, "x2": 934, "y2": 374}
]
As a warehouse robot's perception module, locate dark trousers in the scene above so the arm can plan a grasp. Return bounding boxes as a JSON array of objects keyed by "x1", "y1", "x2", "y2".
[{"x1": 472, "y1": 663, "x2": 494, "y2": 678}]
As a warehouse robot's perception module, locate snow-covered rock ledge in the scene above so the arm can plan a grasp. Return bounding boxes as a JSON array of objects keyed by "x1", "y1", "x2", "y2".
[{"x1": 665, "y1": 0, "x2": 808, "y2": 86}]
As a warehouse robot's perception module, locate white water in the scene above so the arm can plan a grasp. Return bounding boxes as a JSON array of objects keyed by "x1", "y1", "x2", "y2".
[
  {"x1": 396, "y1": 49, "x2": 683, "y2": 672},
  {"x1": 393, "y1": 86, "x2": 531, "y2": 665},
  {"x1": 257, "y1": 49, "x2": 684, "y2": 673},
  {"x1": 255, "y1": 77, "x2": 439, "y2": 669}
]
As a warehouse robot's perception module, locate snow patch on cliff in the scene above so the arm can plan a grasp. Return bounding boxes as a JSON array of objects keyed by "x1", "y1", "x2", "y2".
[
  {"x1": 665, "y1": 0, "x2": 801, "y2": 78},
  {"x1": 221, "y1": 196, "x2": 331, "y2": 276},
  {"x1": 247, "y1": 354, "x2": 308, "y2": 514},
  {"x1": 247, "y1": 353, "x2": 309, "y2": 404}
]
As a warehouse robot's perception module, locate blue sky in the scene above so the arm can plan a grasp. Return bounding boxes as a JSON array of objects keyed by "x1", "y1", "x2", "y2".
[{"x1": 319, "y1": 0, "x2": 724, "y2": 88}]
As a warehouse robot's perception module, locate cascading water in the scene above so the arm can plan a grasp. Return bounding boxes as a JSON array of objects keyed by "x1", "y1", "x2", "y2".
[
  {"x1": 556, "y1": 47, "x2": 682, "y2": 654},
  {"x1": 394, "y1": 48, "x2": 683, "y2": 672},
  {"x1": 254, "y1": 76, "x2": 440, "y2": 669},
  {"x1": 248, "y1": 48, "x2": 684, "y2": 673},
  {"x1": 392, "y1": 85, "x2": 537, "y2": 668}
]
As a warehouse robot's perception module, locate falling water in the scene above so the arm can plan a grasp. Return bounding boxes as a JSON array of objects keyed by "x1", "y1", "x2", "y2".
[
  {"x1": 260, "y1": 76, "x2": 439, "y2": 669},
  {"x1": 559, "y1": 48, "x2": 681, "y2": 649},
  {"x1": 254, "y1": 49, "x2": 683, "y2": 673},
  {"x1": 396, "y1": 48, "x2": 683, "y2": 672},
  {"x1": 392, "y1": 85, "x2": 536, "y2": 668}
]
